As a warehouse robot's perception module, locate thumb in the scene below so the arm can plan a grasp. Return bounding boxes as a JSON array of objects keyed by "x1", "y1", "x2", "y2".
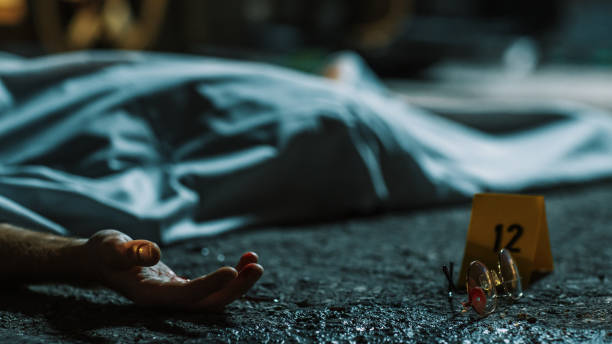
[{"x1": 121, "y1": 240, "x2": 162, "y2": 267}]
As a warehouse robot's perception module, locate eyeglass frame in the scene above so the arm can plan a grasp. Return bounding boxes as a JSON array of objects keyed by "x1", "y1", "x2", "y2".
[{"x1": 442, "y1": 248, "x2": 523, "y2": 317}]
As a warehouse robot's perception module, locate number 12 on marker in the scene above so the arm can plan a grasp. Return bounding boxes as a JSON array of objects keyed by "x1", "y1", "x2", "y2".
[
  {"x1": 493, "y1": 224, "x2": 523, "y2": 253},
  {"x1": 458, "y1": 193, "x2": 554, "y2": 288}
]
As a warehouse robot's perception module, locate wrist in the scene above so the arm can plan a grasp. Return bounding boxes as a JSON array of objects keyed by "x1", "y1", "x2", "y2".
[{"x1": 55, "y1": 237, "x2": 93, "y2": 282}]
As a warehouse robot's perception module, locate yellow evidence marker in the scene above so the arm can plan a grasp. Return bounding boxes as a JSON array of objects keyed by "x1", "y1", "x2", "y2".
[{"x1": 458, "y1": 193, "x2": 554, "y2": 288}]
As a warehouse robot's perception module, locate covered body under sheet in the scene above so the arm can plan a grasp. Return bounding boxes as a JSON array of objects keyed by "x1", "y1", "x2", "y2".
[{"x1": 1, "y1": 51, "x2": 612, "y2": 243}]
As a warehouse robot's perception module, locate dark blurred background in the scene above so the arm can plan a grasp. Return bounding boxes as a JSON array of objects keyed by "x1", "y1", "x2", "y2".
[{"x1": 1, "y1": 0, "x2": 612, "y2": 76}]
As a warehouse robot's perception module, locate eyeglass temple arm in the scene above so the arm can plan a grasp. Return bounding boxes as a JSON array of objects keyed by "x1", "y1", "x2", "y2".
[{"x1": 442, "y1": 262, "x2": 457, "y2": 295}]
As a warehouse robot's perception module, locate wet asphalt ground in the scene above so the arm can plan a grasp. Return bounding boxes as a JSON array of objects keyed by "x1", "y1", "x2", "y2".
[{"x1": 1, "y1": 181, "x2": 611, "y2": 343}]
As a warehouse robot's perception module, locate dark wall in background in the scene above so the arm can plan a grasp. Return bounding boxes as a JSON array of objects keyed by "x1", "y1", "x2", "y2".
[{"x1": 0, "y1": 0, "x2": 610, "y2": 75}]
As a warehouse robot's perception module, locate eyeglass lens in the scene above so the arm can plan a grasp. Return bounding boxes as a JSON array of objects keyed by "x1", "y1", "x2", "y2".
[
  {"x1": 465, "y1": 261, "x2": 497, "y2": 315},
  {"x1": 497, "y1": 248, "x2": 523, "y2": 300}
]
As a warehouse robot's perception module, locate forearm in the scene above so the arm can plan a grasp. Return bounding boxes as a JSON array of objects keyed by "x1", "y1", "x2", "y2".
[{"x1": 0, "y1": 223, "x2": 89, "y2": 283}]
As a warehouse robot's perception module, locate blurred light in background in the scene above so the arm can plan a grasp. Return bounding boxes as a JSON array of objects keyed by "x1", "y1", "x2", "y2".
[
  {"x1": 1, "y1": 0, "x2": 612, "y2": 75},
  {"x1": 0, "y1": 0, "x2": 27, "y2": 25}
]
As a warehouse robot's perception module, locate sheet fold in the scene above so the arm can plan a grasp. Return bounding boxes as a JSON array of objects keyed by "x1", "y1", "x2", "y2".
[{"x1": 1, "y1": 51, "x2": 611, "y2": 243}]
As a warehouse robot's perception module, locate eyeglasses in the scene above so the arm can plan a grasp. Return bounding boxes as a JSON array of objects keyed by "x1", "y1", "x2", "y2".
[{"x1": 442, "y1": 248, "x2": 523, "y2": 316}]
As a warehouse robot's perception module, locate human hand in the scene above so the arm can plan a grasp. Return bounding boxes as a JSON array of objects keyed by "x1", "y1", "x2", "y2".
[{"x1": 81, "y1": 230, "x2": 263, "y2": 311}]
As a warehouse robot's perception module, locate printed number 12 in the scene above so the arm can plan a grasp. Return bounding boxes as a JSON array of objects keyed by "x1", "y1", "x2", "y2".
[{"x1": 493, "y1": 224, "x2": 523, "y2": 253}]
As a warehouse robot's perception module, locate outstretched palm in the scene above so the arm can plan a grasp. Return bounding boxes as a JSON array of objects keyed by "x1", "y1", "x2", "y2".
[{"x1": 84, "y1": 230, "x2": 263, "y2": 311}]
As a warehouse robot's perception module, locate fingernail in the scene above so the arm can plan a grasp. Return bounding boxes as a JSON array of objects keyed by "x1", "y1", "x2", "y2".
[
  {"x1": 243, "y1": 252, "x2": 258, "y2": 260},
  {"x1": 136, "y1": 244, "x2": 152, "y2": 262}
]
